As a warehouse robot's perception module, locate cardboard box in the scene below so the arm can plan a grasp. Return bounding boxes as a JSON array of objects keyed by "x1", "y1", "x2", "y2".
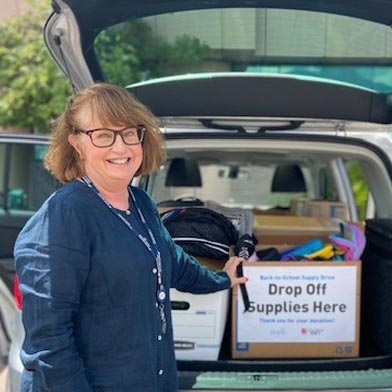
[
  {"x1": 197, "y1": 256, "x2": 225, "y2": 271},
  {"x1": 253, "y1": 215, "x2": 340, "y2": 245},
  {"x1": 253, "y1": 207, "x2": 292, "y2": 216},
  {"x1": 171, "y1": 256, "x2": 229, "y2": 361},
  {"x1": 291, "y1": 199, "x2": 348, "y2": 220},
  {"x1": 232, "y1": 261, "x2": 361, "y2": 358}
]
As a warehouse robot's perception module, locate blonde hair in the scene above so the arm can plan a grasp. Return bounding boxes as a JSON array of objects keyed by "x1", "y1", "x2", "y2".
[{"x1": 45, "y1": 83, "x2": 166, "y2": 182}]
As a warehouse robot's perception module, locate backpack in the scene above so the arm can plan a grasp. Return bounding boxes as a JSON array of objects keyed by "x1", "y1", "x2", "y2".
[{"x1": 161, "y1": 207, "x2": 238, "y2": 259}]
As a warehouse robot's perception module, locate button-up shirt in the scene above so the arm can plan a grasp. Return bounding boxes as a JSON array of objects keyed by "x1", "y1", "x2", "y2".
[{"x1": 15, "y1": 181, "x2": 230, "y2": 391}]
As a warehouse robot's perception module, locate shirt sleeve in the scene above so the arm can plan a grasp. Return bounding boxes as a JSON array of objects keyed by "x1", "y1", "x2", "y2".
[
  {"x1": 14, "y1": 197, "x2": 93, "y2": 392},
  {"x1": 169, "y1": 236, "x2": 231, "y2": 293}
]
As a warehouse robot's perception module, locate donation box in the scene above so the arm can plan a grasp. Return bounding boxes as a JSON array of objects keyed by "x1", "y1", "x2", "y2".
[{"x1": 232, "y1": 262, "x2": 361, "y2": 358}]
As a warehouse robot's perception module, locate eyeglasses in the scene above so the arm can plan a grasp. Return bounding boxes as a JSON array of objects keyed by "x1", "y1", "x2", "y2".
[{"x1": 76, "y1": 125, "x2": 145, "y2": 148}]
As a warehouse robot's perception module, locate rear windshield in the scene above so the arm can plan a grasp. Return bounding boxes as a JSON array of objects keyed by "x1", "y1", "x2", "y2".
[{"x1": 94, "y1": 7, "x2": 392, "y2": 92}]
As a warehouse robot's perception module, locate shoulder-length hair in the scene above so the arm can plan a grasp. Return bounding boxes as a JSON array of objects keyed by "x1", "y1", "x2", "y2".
[{"x1": 45, "y1": 83, "x2": 166, "y2": 183}]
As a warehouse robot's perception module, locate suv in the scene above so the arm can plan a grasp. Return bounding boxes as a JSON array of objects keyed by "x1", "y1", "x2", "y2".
[{"x1": 5, "y1": 0, "x2": 392, "y2": 390}]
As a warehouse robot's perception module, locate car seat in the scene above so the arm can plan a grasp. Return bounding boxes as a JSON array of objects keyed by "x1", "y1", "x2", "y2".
[{"x1": 158, "y1": 157, "x2": 204, "y2": 207}]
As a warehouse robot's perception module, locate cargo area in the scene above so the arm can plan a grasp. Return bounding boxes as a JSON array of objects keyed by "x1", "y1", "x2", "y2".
[
  {"x1": 167, "y1": 211, "x2": 392, "y2": 374},
  {"x1": 148, "y1": 143, "x2": 392, "y2": 380}
]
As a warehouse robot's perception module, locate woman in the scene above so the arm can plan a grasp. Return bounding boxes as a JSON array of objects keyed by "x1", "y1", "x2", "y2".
[{"x1": 14, "y1": 83, "x2": 247, "y2": 392}]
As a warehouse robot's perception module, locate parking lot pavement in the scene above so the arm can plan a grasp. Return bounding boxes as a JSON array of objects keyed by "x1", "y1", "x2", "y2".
[{"x1": 0, "y1": 364, "x2": 7, "y2": 392}]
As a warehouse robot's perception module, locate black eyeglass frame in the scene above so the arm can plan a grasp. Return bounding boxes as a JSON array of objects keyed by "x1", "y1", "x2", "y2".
[{"x1": 75, "y1": 125, "x2": 145, "y2": 148}]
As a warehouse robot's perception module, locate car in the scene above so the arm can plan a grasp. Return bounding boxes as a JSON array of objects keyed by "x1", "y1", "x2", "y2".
[
  {"x1": 0, "y1": 133, "x2": 56, "y2": 391},
  {"x1": 5, "y1": 0, "x2": 392, "y2": 390}
]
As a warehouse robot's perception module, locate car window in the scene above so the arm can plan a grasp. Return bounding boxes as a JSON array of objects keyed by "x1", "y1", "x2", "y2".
[
  {"x1": 0, "y1": 142, "x2": 58, "y2": 215},
  {"x1": 94, "y1": 7, "x2": 392, "y2": 92},
  {"x1": 152, "y1": 160, "x2": 317, "y2": 210},
  {"x1": 345, "y1": 158, "x2": 370, "y2": 220},
  {"x1": 0, "y1": 143, "x2": 6, "y2": 209}
]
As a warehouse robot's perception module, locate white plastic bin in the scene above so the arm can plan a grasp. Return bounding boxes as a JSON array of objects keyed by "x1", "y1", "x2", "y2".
[{"x1": 171, "y1": 288, "x2": 230, "y2": 360}]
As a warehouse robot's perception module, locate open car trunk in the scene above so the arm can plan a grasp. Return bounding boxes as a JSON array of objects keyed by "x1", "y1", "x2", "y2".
[
  {"x1": 172, "y1": 223, "x2": 392, "y2": 390},
  {"x1": 150, "y1": 133, "x2": 392, "y2": 390},
  {"x1": 173, "y1": 219, "x2": 392, "y2": 390},
  {"x1": 43, "y1": 0, "x2": 392, "y2": 389}
]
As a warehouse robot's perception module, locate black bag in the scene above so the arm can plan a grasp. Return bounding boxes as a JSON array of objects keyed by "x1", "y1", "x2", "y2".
[
  {"x1": 361, "y1": 218, "x2": 392, "y2": 355},
  {"x1": 161, "y1": 207, "x2": 238, "y2": 259}
]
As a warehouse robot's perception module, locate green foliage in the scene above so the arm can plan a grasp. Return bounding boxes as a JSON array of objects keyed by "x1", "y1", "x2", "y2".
[
  {"x1": 346, "y1": 160, "x2": 368, "y2": 220},
  {"x1": 95, "y1": 20, "x2": 210, "y2": 85},
  {"x1": 0, "y1": 0, "x2": 71, "y2": 133},
  {"x1": 0, "y1": 3, "x2": 210, "y2": 132}
]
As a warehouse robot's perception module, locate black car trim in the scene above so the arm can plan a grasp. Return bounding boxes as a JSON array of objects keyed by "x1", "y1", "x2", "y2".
[
  {"x1": 3, "y1": 144, "x2": 12, "y2": 212},
  {"x1": 200, "y1": 119, "x2": 304, "y2": 133},
  {"x1": 128, "y1": 75, "x2": 392, "y2": 125},
  {"x1": 59, "y1": 0, "x2": 392, "y2": 36},
  {"x1": 177, "y1": 354, "x2": 392, "y2": 372}
]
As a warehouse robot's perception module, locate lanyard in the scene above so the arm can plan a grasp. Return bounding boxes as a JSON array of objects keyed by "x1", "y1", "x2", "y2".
[{"x1": 81, "y1": 177, "x2": 167, "y2": 334}]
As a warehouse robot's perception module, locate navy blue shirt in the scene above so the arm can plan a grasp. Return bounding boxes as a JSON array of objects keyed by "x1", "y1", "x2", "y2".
[{"x1": 14, "y1": 180, "x2": 230, "y2": 392}]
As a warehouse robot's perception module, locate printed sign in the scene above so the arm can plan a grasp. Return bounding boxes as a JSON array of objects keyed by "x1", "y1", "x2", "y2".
[{"x1": 237, "y1": 265, "x2": 357, "y2": 343}]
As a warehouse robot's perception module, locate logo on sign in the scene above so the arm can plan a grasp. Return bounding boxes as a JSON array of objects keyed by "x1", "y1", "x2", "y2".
[
  {"x1": 301, "y1": 327, "x2": 324, "y2": 336},
  {"x1": 270, "y1": 327, "x2": 286, "y2": 336}
]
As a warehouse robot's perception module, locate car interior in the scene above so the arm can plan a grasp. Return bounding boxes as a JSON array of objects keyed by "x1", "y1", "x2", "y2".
[
  {"x1": 142, "y1": 135, "x2": 392, "y2": 373},
  {"x1": 157, "y1": 157, "x2": 204, "y2": 207},
  {"x1": 151, "y1": 150, "x2": 360, "y2": 217}
]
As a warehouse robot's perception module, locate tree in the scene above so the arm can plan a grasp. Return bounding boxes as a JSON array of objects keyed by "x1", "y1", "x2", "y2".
[
  {"x1": 0, "y1": 0, "x2": 71, "y2": 133},
  {"x1": 346, "y1": 160, "x2": 368, "y2": 220},
  {"x1": 0, "y1": 1, "x2": 210, "y2": 133},
  {"x1": 95, "y1": 19, "x2": 210, "y2": 86}
]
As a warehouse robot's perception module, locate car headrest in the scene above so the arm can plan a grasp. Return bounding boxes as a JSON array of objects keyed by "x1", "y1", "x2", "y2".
[
  {"x1": 271, "y1": 164, "x2": 306, "y2": 193},
  {"x1": 165, "y1": 157, "x2": 202, "y2": 187}
]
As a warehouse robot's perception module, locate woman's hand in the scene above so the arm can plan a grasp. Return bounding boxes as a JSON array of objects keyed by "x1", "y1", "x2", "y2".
[{"x1": 223, "y1": 256, "x2": 248, "y2": 288}]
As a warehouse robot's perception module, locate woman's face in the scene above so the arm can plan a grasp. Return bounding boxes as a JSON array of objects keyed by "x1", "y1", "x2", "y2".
[{"x1": 69, "y1": 107, "x2": 143, "y2": 187}]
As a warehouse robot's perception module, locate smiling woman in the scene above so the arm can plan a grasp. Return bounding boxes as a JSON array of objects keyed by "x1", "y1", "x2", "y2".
[
  {"x1": 45, "y1": 83, "x2": 165, "y2": 184},
  {"x1": 13, "y1": 83, "x2": 246, "y2": 392},
  {"x1": 66, "y1": 107, "x2": 145, "y2": 199},
  {"x1": 6, "y1": 1, "x2": 392, "y2": 392}
]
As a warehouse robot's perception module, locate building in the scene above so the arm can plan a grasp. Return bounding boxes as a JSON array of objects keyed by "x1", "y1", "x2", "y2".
[{"x1": 0, "y1": 0, "x2": 29, "y2": 23}]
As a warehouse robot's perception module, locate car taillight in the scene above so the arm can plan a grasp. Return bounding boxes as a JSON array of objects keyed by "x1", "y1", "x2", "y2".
[{"x1": 14, "y1": 275, "x2": 22, "y2": 310}]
